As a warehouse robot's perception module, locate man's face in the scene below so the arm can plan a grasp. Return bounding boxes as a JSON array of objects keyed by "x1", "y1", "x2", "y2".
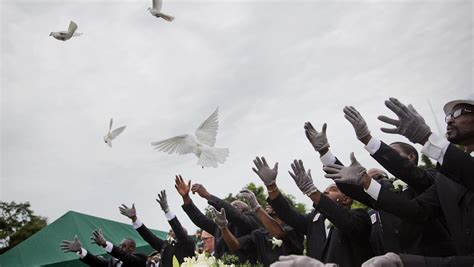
[
  {"x1": 323, "y1": 184, "x2": 348, "y2": 204},
  {"x1": 201, "y1": 231, "x2": 215, "y2": 253},
  {"x1": 446, "y1": 104, "x2": 474, "y2": 145},
  {"x1": 168, "y1": 229, "x2": 176, "y2": 239},
  {"x1": 119, "y1": 239, "x2": 136, "y2": 254}
]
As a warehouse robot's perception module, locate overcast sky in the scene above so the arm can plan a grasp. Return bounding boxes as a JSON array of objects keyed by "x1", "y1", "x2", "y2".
[{"x1": 1, "y1": 0, "x2": 472, "y2": 235}]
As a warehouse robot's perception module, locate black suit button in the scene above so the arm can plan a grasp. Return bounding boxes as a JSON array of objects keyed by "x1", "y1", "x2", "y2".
[
  {"x1": 466, "y1": 228, "x2": 471, "y2": 235},
  {"x1": 394, "y1": 229, "x2": 399, "y2": 234}
]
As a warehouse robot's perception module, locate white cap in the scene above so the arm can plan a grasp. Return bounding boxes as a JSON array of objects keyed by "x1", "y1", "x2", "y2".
[{"x1": 443, "y1": 93, "x2": 474, "y2": 115}]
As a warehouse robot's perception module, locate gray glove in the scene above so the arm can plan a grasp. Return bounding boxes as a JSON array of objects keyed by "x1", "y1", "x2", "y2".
[
  {"x1": 343, "y1": 106, "x2": 370, "y2": 140},
  {"x1": 378, "y1": 97, "x2": 431, "y2": 144},
  {"x1": 304, "y1": 122, "x2": 330, "y2": 152},
  {"x1": 289, "y1": 159, "x2": 318, "y2": 196},
  {"x1": 211, "y1": 207, "x2": 228, "y2": 229},
  {"x1": 323, "y1": 153, "x2": 367, "y2": 186},
  {"x1": 156, "y1": 190, "x2": 170, "y2": 213},
  {"x1": 90, "y1": 229, "x2": 107, "y2": 247},
  {"x1": 361, "y1": 252, "x2": 403, "y2": 267},
  {"x1": 119, "y1": 203, "x2": 136, "y2": 219},
  {"x1": 237, "y1": 189, "x2": 261, "y2": 212},
  {"x1": 60, "y1": 235, "x2": 82, "y2": 253},
  {"x1": 252, "y1": 156, "x2": 278, "y2": 187},
  {"x1": 270, "y1": 255, "x2": 331, "y2": 267}
]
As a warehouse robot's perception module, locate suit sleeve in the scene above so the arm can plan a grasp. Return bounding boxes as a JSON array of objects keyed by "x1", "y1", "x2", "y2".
[
  {"x1": 376, "y1": 183, "x2": 442, "y2": 223},
  {"x1": 80, "y1": 252, "x2": 108, "y2": 267},
  {"x1": 207, "y1": 195, "x2": 260, "y2": 233},
  {"x1": 324, "y1": 157, "x2": 377, "y2": 209},
  {"x1": 316, "y1": 193, "x2": 371, "y2": 240},
  {"x1": 372, "y1": 141, "x2": 434, "y2": 193},
  {"x1": 182, "y1": 201, "x2": 217, "y2": 235},
  {"x1": 136, "y1": 223, "x2": 165, "y2": 252},
  {"x1": 438, "y1": 144, "x2": 474, "y2": 191},
  {"x1": 109, "y1": 245, "x2": 147, "y2": 266},
  {"x1": 168, "y1": 215, "x2": 196, "y2": 253},
  {"x1": 268, "y1": 192, "x2": 312, "y2": 235}
]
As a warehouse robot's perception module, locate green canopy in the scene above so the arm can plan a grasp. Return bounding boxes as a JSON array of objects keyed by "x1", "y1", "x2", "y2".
[{"x1": 0, "y1": 210, "x2": 167, "y2": 267}]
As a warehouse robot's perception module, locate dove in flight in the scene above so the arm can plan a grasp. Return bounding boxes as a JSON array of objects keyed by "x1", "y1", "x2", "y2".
[
  {"x1": 104, "y1": 118, "x2": 126, "y2": 147},
  {"x1": 49, "y1": 21, "x2": 82, "y2": 41},
  {"x1": 148, "y1": 0, "x2": 174, "y2": 21},
  {"x1": 151, "y1": 107, "x2": 229, "y2": 168}
]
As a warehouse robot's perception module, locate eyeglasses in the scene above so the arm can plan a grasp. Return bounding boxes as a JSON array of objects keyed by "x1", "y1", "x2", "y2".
[{"x1": 445, "y1": 108, "x2": 472, "y2": 122}]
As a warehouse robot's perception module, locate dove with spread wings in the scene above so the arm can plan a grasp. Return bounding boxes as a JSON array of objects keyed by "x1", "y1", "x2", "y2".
[
  {"x1": 151, "y1": 107, "x2": 229, "y2": 168},
  {"x1": 49, "y1": 21, "x2": 82, "y2": 41},
  {"x1": 104, "y1": 118, "x2": 126, "y2": 147}
]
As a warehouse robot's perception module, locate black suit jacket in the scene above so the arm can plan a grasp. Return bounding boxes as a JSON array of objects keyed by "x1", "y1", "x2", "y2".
[
  {"x1": 181, "y1": 201, "x2": 256, "y2": 263},
  {"x1": 269, "y1": 192, "x2": 373, "y2": 267},
  {"x1": 377, "y1": 172, "x2": 474, "y2": 256},
  {"x1": 437, "y1": 144, "x2": 474, "y2": 191},
  {"x1": 80, "y1": 246, "x2": 147, "y2": 267},
  {"x1": 336, "y1": 141, "x2": 456, "y2": 257},
  {"x1": 135, "y1": 217, "x2": 195, "y2": 267}
]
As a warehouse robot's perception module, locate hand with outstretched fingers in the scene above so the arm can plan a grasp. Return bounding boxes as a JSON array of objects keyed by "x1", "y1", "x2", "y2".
[
  {"x1": 252, "y1": 156, "x2": 278, "y2": 187},
  {"x1": 156, "y1": 190, "x2": 169, "y2": 213},
  {"x1": 119, "y1": 203, "x2": 136, "y2": 220},
  {"x1": 343, "y1": 106, "x2": 371, "y2": 140},
  {"x1": 175, "y1": 175, "x2": 191, "y2": 197},
  {"x1": 211, "y1": 207, "x2": 228, "y2": 229},
  {"x1": 237, "y1": 189, "x2": 261, "y2": 212},
  {"x1": 304, "y1": 122, "x2": 330, "y2": 152},
  {"x1": 60, "y1": 235, "x2": 82, "y2": 253},
  {"x1": 378, "y1": 97, "x2": 431, "y2": 144},
  {"x1": 323, "y1": 152, "x2": 367, "y2": 187},
  {"x1": 289, "y1": 159, "x2": 318, "y2": 196},
  {"x1": 90, "y1": 229, "x2": 107, "y2": 247}
]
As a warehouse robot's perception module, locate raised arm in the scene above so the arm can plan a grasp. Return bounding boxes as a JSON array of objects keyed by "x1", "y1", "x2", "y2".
[
  {"x1": 119, "y1": 203, "x2": 165, "y2": 251},
  {"x1": 238, "y1": 189, "x2": 286, "y2": 239},
  {"x1": 212, "y1": 207, "x2": 241, "y2": 252}
]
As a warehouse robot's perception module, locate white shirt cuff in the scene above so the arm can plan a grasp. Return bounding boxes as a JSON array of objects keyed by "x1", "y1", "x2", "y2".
[
  {"x1": 364, "y1": 137, "x2": 381, "y2": 155},
  {"x1": 364, "y1": 178, "x2": 381, "y2": 200},
  {"x1": 421, "y1": 133, "x2": 450, "y2": 165},
  {"x1": 320, "y1": 150, "x2": 337, "y2": 165},
  {"x1": 133, "y1": 218, "x2": 143, "y2": 229},
  {"x1": 165, "y1": 211, "x2": 176, "y2": 221},
  {"x1": 77, "y1": 248, "x2": 87, "y2": 258},
  {"x1": 104, "y1": 241, "x2": 113, "y2": 252}
]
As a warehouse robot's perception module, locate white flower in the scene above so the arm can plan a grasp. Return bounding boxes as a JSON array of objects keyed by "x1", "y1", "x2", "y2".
[
  {"x1": 392, "y1": 179, "x2": 408, "y2": 192},
  {"x1": 271, "y1": 237, "x2": 283, "y2": 249}
]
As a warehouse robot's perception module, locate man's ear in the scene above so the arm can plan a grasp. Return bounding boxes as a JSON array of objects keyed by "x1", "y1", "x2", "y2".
[
  {"x1": 341, "y1": 196, "x2": 352, "y2": 207},
  {"x1": 408, "y1": 153, "x2": 417, "y2": 163}
]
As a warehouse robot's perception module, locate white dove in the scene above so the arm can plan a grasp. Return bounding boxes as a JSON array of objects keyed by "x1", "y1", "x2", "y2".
[
  {"x1": 151, "y1": 107, "x2": 229, "y2": 168},
  {"x1": 148, "y1": 0, "x2": 174, "y2": 21},
  {"x1": 49, "y1": 21, "x2": 82, "y2": 41},
  {"x1": 104, "y1": 118, "x2": 126, "y2": 147}
]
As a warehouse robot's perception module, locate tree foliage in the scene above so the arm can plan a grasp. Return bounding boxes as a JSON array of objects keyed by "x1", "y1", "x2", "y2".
[{"x1": 0, "y1": 201, "x2": 47, "y2": 254}]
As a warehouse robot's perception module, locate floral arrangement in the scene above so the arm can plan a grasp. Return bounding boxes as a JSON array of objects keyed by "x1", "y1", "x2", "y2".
[
  {"x1": 270, "y1": 237, "x2": 282, "y2": 249},
  {"x1": 181, "y1": 253, "x2": 236, "y2": 267}
]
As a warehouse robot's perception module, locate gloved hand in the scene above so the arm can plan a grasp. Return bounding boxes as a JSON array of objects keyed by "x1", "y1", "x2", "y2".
[
  {"x1": 252, "y1": 156, "x2": 278, "y2": 187},
  {"x1": 237, "y1": 189, "x2": 261, "y2": 212},
  {"x1": 119, "y1": 203, "x2": 136, "y2": 220},
  {"x1": 304, "y1": 122, "x2": 330, "y2": 152},
  {"x1": 270, "y1": 255, "x2": 329, "y2": 267},
  {"x1": 156, "y1": 190, "x2": 169, "y2": 213},
  {"x1": 323, "y1": 153, "x2": 367, "y2": 186},
  {"x1": 212, "y1": 207, "x2": 228, "y2": 229},
  {"x1": 343, "y1": 106, "x2": 371, "y2": 140},
  {"x1": 289, "y1": 159, "x2": 318, "y2": 196},
  {"x1": 361, "y1": 252, "x2": 403, "y2": 267},
  {"x1": 90, "y1": 229, "x2": 107, "y2": 247},
  {"x1": 60, "y1": 235, "x2": 82, "y2": 253},
  {"x1": 378, "y1": 97, "x2": 431, "y2": 144}
]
